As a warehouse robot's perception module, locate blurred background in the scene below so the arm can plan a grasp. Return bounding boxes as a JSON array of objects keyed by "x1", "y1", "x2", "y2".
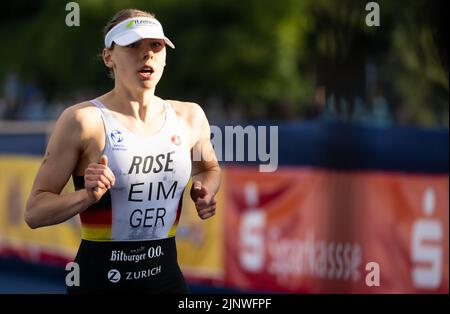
[{"x1": 0, "y1": 0, "x2": 448, "y2": 293}]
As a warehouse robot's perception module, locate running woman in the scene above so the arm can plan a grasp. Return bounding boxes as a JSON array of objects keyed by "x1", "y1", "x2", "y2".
[{"x1": 25, "y1": 8, "x2": 221, "y2": 293}]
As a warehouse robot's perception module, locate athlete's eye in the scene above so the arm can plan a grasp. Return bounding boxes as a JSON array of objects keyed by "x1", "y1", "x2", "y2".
[{"x1": 126, "y1": 43, "x2": 137, "y2": 48}]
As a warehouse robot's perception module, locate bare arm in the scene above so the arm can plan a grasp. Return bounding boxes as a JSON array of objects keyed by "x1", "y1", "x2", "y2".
[
  {"x1": 190, "y1": 104, "x2": 221, "y2": 219},
  {"x1": 24, "y1": 106, "x2": 115, "y2": 228}
]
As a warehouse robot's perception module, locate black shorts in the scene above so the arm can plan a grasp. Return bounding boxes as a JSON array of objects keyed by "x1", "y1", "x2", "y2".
[{"x1": 67, "y1": 237, "x2": 188, "y2": 294}]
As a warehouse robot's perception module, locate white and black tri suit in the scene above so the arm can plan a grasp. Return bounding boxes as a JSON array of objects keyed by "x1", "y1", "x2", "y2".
[{"x1": 67, "y1": 99, "x2": 191, "y2": 293}]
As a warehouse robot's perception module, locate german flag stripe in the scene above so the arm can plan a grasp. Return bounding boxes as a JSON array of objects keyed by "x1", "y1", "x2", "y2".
[
  {"x1": 167, "y1": 197, "x2": 183, "y2": 237},
  {"x1": 81, "y1": 224, "x2": 112, "y2": 241},
  {"x1": 80, "y1": 206, "x2": 112, "y2": 225}
]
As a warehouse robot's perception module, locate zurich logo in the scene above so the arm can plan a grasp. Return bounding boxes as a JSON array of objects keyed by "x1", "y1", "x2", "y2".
[
  {"x1": 111, "y1": 130, "x2": 124, "y2": 144},
  {"x1": 107, "y1": 269, "x2": 121, "y2": 283}
]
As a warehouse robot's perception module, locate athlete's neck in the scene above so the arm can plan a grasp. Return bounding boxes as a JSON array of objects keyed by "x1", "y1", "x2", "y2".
[{"x1": 102, "y1": 85, "x2": 160, "y2": 122}]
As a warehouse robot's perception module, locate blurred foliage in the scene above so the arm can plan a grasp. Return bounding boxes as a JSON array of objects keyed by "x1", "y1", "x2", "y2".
[{"x1": 0, "y1": 0, "x2": 447, "y2": 126}]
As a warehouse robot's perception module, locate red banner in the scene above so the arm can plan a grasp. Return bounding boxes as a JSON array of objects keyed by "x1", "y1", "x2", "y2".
[{"x1": 224, "y1": 167, "x2": 449, "y2": 293}]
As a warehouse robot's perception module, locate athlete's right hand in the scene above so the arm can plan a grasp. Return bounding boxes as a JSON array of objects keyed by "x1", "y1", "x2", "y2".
[{"x1": 84, "y1": 155, "x2": 116, "y2": 203}]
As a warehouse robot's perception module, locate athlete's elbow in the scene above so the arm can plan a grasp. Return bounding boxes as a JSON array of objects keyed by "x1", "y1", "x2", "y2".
[
  {"x1": 26, "y1": 220, "x2": 40, "y2": 229},
  {"x1": 24, "y1": 207, "x2": 39, "y2": 229},
  {"x1": 24, "y1": 211, "x2": 37, "y2": 229},
  {"x1": 24, "y1": 201, "x2": 43, "y2": 229}
]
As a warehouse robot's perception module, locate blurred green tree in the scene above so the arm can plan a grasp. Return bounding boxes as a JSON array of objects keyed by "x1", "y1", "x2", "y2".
[{"x1": 0, "y1": 0, "x2": 447, "y2": 126}]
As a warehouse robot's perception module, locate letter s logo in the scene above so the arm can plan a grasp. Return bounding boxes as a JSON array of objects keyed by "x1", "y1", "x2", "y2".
[
  {"x1": 411, "y1": 188, "x2": 442, "y2": 289},
  {"x1": 239, "y1": 183, "x2": 265, "y2": 272}
]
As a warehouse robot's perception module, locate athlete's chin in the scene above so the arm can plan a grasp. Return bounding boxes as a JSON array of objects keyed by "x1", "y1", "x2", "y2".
[
  {"x1": 136, "y1": 80, "x2": 158, "y2": 90},
  {"x1": 137, "y1": 77, "x2": 161, "y2": 89}
]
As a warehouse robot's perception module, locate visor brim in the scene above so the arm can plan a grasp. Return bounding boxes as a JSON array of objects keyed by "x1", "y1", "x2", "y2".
[{"x1": 112, "y1": 29, "x2": 175, "y2": 49}]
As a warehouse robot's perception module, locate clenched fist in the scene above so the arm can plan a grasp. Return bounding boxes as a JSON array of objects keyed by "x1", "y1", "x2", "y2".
[
  {"x1": 84, "y1": 155, "x2": 116, "y2": 204},
  {"x1": 190, "y1": 181, "x2": 216, "y2": 220}
]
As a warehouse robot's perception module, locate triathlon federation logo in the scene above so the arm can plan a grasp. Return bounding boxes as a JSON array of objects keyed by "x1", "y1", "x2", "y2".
[
  {"x1": 110, "y1": 130, "x2": 127, "y2": 151},
  {"x1": 111, "y1": 130, "x2": 124, "y2": 144},
  {"x1": 107, "y1": 269, "x2": 121, "y2": 283}
]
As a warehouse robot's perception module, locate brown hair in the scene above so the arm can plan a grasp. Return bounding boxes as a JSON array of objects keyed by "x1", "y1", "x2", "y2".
[{"x1": 102, "y1": 9, "x2": 156, "y2": 78}]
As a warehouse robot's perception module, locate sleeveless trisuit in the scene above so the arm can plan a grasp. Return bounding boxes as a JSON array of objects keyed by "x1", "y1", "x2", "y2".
[{"x1": 67, "y1": 99, "x2": 191, "y2": 293}]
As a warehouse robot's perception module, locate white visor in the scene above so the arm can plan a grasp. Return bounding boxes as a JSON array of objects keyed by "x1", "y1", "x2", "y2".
[{"x1": 105, "y1": 17, "x2": 175, "y2": 49}]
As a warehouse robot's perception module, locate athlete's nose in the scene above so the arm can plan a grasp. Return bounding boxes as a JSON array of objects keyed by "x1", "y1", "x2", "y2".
[{"x1": 143, "y1": 48, "x2": 154, "y2": 61}]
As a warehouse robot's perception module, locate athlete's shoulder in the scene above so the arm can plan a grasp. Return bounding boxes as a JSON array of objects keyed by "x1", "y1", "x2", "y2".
[
  {"x1": 61, "y1": 101, "x2": 99, "y2": 120},
  {"x1": 58, "y1": 100, "x2": 101, "y2": 123},
  {"x1": 166, "y1": 99, "x2": 206, "y2": 121},
  {"x1": 55, "y1": 101, "x2": 102, "y2": 136}
]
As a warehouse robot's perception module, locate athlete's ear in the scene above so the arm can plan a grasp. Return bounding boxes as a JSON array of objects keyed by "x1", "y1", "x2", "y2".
[{"x1": 102, "y1": 48, "x2": 114, "y2": 69}]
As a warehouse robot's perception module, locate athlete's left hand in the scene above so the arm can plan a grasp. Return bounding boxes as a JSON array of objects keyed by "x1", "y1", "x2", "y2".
[{"x1": 190, "y1": 181, "x2": 216, "y2": 220}]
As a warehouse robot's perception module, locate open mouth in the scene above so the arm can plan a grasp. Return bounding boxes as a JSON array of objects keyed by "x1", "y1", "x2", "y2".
[{"x1": 138, "y1": 65, "x2": 155, "y2": 79}]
